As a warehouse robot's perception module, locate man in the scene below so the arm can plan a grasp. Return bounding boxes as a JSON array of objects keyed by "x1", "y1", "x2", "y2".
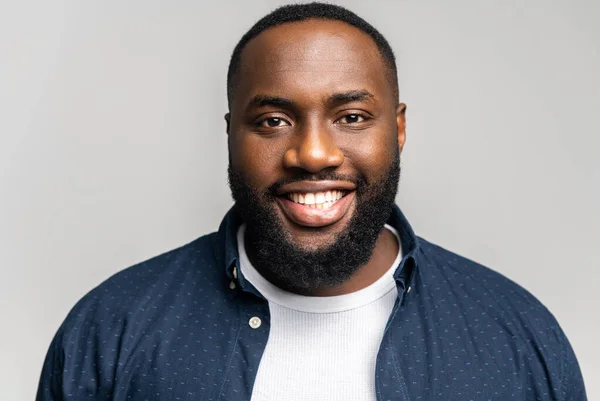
[{"x1": 37, "y1": 3, "x2": 587, "y2": 400}]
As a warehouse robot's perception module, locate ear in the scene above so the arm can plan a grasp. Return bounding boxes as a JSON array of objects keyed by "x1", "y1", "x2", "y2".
[
  {"x1": 224, "y1": 112, "x2": 231, "y2": 134},
  {"x1": 396, "y1": 103, "x2": 407, "y2": 153}
]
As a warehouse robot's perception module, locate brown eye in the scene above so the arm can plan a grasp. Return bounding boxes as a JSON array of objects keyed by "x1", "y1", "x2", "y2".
[
  {"x1": 261, "y1": 117, "x2": 290, "y2": 128},
  {"x1": 338, "y1": 114, "x2": 365, "y2": 124}
]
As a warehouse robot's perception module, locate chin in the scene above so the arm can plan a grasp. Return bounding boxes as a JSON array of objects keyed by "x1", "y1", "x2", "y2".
[{"x1": 275, "y1": 212, "x2": 351, "y2": 252}]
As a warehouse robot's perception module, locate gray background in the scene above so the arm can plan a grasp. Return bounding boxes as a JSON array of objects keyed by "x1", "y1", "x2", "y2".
[{"x1": 1, "y1": 1, "x2": 598, "y2": 400}]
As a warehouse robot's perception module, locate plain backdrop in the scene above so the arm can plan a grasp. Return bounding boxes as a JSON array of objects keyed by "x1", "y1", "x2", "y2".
[{"x1": 1, "y1": 1, "x2": 598, "y2": 400}]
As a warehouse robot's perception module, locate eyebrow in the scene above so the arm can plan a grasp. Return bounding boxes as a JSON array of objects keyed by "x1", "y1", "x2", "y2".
[
  {"x1": 327, "y1": 90, "x2": 375, "y2": 105},
  {"x1": 248, "y1": 95, "x2": 295, "y2": 110}
]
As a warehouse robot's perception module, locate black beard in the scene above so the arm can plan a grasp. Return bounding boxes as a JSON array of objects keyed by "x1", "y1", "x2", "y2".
[{"x1": 228, "y1": 149, "x2": 400, "y2": 294}]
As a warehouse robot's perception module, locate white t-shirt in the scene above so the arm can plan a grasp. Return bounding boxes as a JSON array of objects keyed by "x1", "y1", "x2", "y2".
[{"x1": 237, "y1": 224, "x2": 402, "y2": 401}]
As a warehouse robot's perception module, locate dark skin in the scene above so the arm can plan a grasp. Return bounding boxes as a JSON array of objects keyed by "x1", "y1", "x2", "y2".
[{"x1": 226, "y1": 19, "x2": 407, "y2": 296}]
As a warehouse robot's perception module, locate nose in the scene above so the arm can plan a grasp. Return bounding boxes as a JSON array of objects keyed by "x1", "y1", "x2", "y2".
[{"x1": 283, "y1": 123, "x2": 344, "y2": 173}]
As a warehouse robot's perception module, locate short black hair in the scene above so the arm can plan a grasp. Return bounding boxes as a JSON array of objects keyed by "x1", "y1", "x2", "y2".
[{"x1": 226, "y1": 2, "x2": 399, "y2": 109}]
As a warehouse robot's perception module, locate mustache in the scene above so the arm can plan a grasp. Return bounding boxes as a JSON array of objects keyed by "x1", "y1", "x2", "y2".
[{"x1": 266, "y1": 170, "x2": 367, "y2": 196}]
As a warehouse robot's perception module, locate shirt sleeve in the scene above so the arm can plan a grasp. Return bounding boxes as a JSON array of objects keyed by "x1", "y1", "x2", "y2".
[
  {"x1": 36, "y1": 327, "x2": 66, "y2": 401},
  {"x1": 559, "y1": 326, "x2": 587, "y2": 401},
  {"x1": 35, "y1": 292, "x2": 114, "y2": 400}
]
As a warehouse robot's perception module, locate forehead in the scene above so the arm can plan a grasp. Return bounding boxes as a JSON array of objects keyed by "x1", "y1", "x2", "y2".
[{"x1": 233, "y1": 19, "x2": 393, "y2": 109}]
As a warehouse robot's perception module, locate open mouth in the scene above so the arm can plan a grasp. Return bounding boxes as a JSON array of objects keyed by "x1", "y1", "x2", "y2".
[
  {"x1": 285, "y1": 190, "x2": 347, "y2": 209},
  {"x1": 276, "y1": 187, "x2": 355, "y2": 228}
]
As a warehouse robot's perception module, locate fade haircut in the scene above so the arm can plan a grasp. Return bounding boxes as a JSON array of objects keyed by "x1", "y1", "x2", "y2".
[{"x1": 226, "y1": 2, "x2": 399, "y2": 109}]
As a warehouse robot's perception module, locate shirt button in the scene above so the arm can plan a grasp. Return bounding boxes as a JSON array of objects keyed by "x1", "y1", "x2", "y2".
[
  {"x1": 229, "y1": 281, "x2": 236, "y2": 290},
  {"x1": 249, "y1": 316, "x2": 262, "y2": 329},
  {"x1": 233, "y1": 266, "x2": 238, "y2": 279}
]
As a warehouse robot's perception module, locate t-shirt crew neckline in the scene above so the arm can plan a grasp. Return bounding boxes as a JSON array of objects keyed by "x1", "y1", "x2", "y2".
[{"x1": 237, "y1": 224, "x2": 403, "y2": 314}]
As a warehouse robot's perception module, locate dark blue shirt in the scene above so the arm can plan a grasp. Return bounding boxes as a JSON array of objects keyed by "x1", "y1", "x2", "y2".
[{"x1": 37, "y1": 206, "x2": 587, "y2": 400}]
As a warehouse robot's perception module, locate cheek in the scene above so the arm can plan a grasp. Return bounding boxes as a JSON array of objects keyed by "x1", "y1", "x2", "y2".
[
  {"x1": 230, "y1": 135, "x2": 283, "y2": 190},
  {"x1": 340, "y1": 127, "x2": 398, "y2": 182}
]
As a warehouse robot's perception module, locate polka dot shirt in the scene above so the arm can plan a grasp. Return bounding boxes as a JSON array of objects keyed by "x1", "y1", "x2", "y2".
[{"x1": 36, "y1": 206, "x2": 587, "y2": 400}]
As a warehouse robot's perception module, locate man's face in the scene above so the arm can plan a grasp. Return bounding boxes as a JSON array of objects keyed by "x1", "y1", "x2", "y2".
[{"x1": 227, "y1": 19, "x2": 406, "y2": 292}]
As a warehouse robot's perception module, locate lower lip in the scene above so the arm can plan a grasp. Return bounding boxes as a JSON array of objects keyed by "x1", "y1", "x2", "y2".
[{"x1": 276, "y1": 192, "x2": 356, "y2": 228}]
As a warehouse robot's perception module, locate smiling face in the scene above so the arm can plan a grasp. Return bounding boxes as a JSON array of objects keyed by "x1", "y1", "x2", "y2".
[{"x1": 227, "y1": 19, "x2": 406, "y2": 292}]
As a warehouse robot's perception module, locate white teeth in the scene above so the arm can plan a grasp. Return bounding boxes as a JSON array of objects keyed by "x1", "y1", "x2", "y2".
[{"x1": 287, "y1": 190, "x2": 346, "y2": 207}]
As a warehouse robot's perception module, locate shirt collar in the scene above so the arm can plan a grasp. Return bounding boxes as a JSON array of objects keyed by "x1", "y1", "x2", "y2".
[
  {"x1": 387, "y1": 205, "x2": 420, "y2": 291},
  {"x1": 217, "y1": 204, "x2": 420, "y2": 295}
]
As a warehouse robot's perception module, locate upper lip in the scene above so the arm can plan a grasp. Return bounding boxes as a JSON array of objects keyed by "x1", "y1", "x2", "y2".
[{"x1": 276, "y1": 180, "x2": 357, "y2": 195}]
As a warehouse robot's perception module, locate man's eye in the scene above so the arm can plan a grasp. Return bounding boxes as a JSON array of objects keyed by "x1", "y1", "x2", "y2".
[
  {"x1": 338, "y1": 114, "x2": 366, "y2": 124},
  {"x1": 260, "y1": 117, "x2": 290, "y2": 128}
]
